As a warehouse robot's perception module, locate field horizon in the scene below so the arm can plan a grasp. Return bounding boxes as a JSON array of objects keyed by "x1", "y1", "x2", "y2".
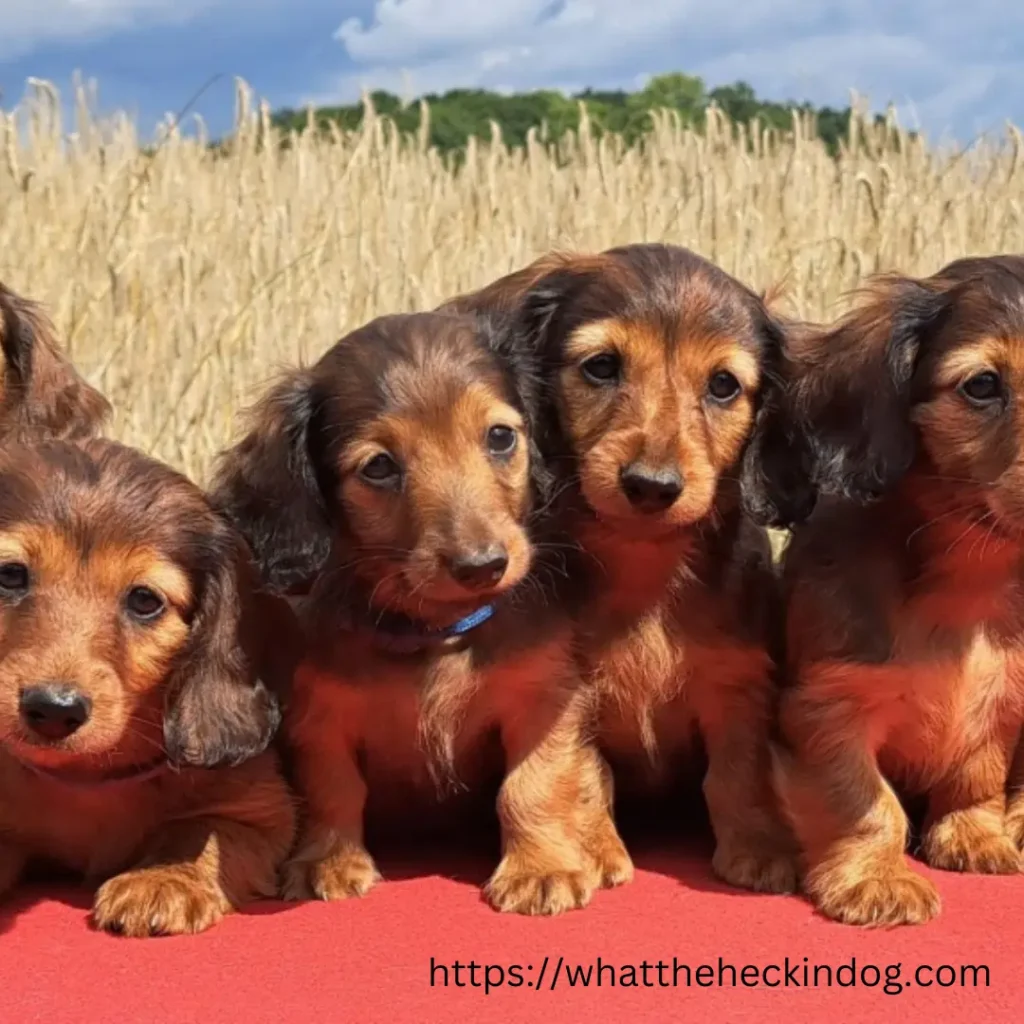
[{"x1": 3, "y1": 77, "x2": 1023, "y2": 483}]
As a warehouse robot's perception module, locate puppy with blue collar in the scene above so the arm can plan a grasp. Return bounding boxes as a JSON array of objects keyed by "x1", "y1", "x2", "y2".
[{"x1": 211, "y1": 311, "x2": 633, "y2": 915}]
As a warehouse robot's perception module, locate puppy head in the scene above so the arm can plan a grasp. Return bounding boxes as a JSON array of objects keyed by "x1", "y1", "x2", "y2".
[
  {"x1": 0, "y1": 283, "x2": 110, "y2": 442},
  {"x1": 507, "y1": 244, "x2": 798, "y2": 533},
  {"x1": 0, "y1": 440, "x2": 278, "y2": 776},
  {"x1": 774, "y1": 255, "x2": 1024, "y2": 523},
  {"x1": 212, "y1": 312, "x2": 545, "y2": 624}
]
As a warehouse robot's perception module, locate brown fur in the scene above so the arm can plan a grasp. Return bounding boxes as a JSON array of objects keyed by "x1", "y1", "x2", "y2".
[
  {"x1": 0, "y1": 283, "x2": 110, "y2": 442},
  {"x1": 0, "y1": 440, "x2": 295, "y2": 936},
  {"x1": 211, "y1": 312, "x2": 632, "y2": 915},
  {"x1": 776, "y1": 255, "x2": 1024, "y2": 927},
  {"x1": 443, "y1": 244, "x2": 800, "y2": 893}
]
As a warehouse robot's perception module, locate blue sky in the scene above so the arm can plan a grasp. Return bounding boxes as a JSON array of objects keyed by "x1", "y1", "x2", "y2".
[{"x1": 2, "y1": 1, "x2": 1023, "y2": 142}]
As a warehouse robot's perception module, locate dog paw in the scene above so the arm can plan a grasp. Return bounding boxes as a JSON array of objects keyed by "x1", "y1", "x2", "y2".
[
  {"x1": 485, "y1": 859, "x2": 595, "y2": 916},
  {"x1": 93, "y1": 866, "x2": 227, "y2": 937},
  {"x1": 812, "y1": 869, "x2": 941, "y2": 927},
  {"x1": 282, "y1": 845, "x2": 380, "y2": 902},
  {"x1": 922, "y1": 818, "x2": 1022, "y2": 874},
  {"x1": 713, "y1": 841, "x2": 799, "y2": 894},
  {"x1": 590, "y1": 833, "x2": 635, "y2": 889},
  {"x1": 1007, "y1": 809, "x2": 1024, "y2": 851}
]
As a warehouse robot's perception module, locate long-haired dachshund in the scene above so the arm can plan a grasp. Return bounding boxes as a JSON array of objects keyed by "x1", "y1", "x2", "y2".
[
  {"x1": 211, "y1": 311, "x2": 632, "y2": 915},
  {"x1": 768, "y1": 254, "x2": 1024, "y2": 926},
  {"x1": 0, "y1": 439, "x2": 295, "y2": 936},
  {"x1": 0, "y1": 282, "x2": 110, "y2": 440},
  {"x1": 442, "y1": 243, "x2": 807, "y2": 892}
]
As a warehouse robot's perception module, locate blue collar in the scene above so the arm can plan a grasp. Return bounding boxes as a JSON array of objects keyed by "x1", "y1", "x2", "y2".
[{"x1": 367, "y1": 603, "x2": 495, "y2": 654}]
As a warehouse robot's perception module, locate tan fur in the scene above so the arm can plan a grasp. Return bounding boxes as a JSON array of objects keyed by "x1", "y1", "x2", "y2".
[
  {"x1": 219, "y1": 314, "x2": 632, "y2": 915},
  {"x1": 777, "y1": 258, "x2": 1024, "y2": 927},
  {"x1": 0, "y1": 440, "x2": 296, "y2": 936},
  {"x1": 283, "y1": 628, "x2": 631, "y2": 913},
  {"x1": 444, "y1": 244, "x2": 799, "y2": 894},
  {"x1": 0, "y1": 282, "x2": 110, "y2": 441}
]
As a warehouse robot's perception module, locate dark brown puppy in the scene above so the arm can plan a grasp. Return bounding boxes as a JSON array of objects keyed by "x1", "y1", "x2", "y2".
[
  {"x1": 212, "y1": 311, "x2": 631, "y2": 915},
  {"x1": 0, "y1": 283, "x2": 110, "y2": 441},
  {"x1": 771, "y1": 255, "x2": 1024, "y2": 927},
  {"x1": 0, "y1": 439, "x2": 295, "y2": 936},
  {"x1": 443, "y1": 244, "x2": 804, "y2": 892}
]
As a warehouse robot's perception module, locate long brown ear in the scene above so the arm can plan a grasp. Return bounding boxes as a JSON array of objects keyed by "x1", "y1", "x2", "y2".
[
  {"x1": 163, "y1": 530, "x2": 281, "y2": 768},
  {"x1": 785, "y1": 275, "x2": 951, "y2": 504},
  {"x1": 739, "y1": 297, "x2": 820, "y2": 528},
  {"x1": 210, "y1": 370, "x2": 333, "y2": 594},
  {"x1": 0, "y1": 283, "x2": 111, "y2": 441}
]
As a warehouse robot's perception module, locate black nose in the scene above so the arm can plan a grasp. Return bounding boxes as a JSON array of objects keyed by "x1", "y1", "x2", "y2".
[
  {"x1": 619, "y1": 463, "x2": 684, "y2": 512},
  {"x1": 445, "y1": 547, "x2": 509, "y2": 589},
  {"x1": 19, "y1": 684, "x2": 92, "y2": 741}
]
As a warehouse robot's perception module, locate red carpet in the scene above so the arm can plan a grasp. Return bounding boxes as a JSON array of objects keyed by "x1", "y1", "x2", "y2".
[{"x1": 0, "y1": 846, "x2": 1018, "y2": 1024}]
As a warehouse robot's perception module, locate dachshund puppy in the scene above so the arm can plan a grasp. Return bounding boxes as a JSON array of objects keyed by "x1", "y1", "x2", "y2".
[
  {"x1": 772, "y1": 255, "x2": 1024, "y2": 926},
  {"x1": 0, "y1": 282, "x2": 110, "y2": 441},
  {"x1": 0, "y1": 439, "x2": 295, "y2": 936},
  {"x1": 211, "y1": 311, "x2": 631, "y2": 916},
  {"x1": 443, "y1": 244, "x2": 803, "y2": 892}
]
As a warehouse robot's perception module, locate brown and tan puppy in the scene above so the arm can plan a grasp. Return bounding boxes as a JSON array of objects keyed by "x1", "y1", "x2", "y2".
[
  {"x1": 769, "y1": 255, "x2": 1024, "y2": 927},
  {"x1": 211, "y1": 311, "x2": 631, "y2": 916},
  {"x1": 0, "y1": 439, "x2": 295, "y2": 936},
  {"x1": 0, "y1": 282, "x2": 110, "y2": 441},
  {"x1": 443, "y1": 243, "x2": 807, "y2": 893}
]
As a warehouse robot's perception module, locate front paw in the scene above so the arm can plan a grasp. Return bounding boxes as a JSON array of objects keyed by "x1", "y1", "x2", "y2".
[
  {"x1": 1008, "y1": 807, "x2": 1024, "y2": 851},
  {"x1": 809, "y1": 865, "x2": 941, "y2": 927},
  {"x1": 922, "y1": 816, "x2": 1022, "y2": 874},
  {"x1": 485, "y1": 855, "x2": 596, "y2": 916},
  {"x1": 281, "y1": 843, "x2": 380, "y2": 902},
  {"x1": 713, "y1": 838, "x2": 799, "y2": 894},
  {"x1": 93, "y1": 866, "x2": 228, "y2": 937},
  {"x1": 590, "y1": 833, "x2": 635, "y2": 889}
]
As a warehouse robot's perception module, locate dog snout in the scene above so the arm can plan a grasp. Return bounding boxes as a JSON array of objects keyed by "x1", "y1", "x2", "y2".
[
  {"x1": 19, "y1": 683, "x2": 92, "y2": 741},
  {"x1": 443, "y1": 545, "x2": 510, "y2": 590},
  {"x1": 619, "y1": 462, "x2": 684, "y2": 513}
]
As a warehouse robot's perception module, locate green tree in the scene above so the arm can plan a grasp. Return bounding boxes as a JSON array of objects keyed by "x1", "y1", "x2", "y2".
[{"x1": 268, "y1": 72, "x2": 881, "y2": 158}]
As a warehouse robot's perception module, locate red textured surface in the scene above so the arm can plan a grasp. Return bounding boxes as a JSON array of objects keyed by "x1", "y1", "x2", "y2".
[{"x1": 0, "y1": 843, "x2": 1018, "y2": 1024}]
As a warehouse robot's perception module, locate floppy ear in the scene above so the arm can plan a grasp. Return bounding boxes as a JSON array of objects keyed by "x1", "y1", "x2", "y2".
[
  {"x1": 740, "y1": 307, "x2": 820, "y2": 528},
  {"x1": 0, "y1": 284, "x2": 111, "y2": 440},
  {"x1": 516, "y1": 265, "x2": 597, "y2": 356},
  {"x1": 742, "y1": 277, "x2": 949, "y2": 520},
  {"x1": 210, "y1": 370, "x2": 333, "y2": 594},
  {"x1": 794, "y1": 276, "x2": 949, "y2": 505},
  {"x1": 163, "y1": 534, "x2": 282, "y2": 769},
  {"x1": 478, "y1": 312, "x2": 556, "y2": 510}
]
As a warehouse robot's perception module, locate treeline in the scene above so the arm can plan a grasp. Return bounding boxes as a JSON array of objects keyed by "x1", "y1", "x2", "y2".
[{"x1": 271, "y1": 73, "x2": 877, "y2": 155}]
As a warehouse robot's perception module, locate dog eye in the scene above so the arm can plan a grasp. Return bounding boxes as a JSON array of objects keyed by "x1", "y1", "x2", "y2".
[
  {"x1": 124, "y1": 586, "x2": 166, "y2": 622},
  {"x1": 707, "y1": 370, "x2": 742, "y2": 403},
  {"x1": 580, "y1": 353, "x2": 621, "y2": 385},
  {"x1": 960, "y1": 371, "x2": 1003, "y2": 406},
  {"x1": 360, "y1": 453, "x2": 401, "y2": 484},
  {"x1": 487, "y1": 425, "x2": 517, "y2": 456},
  {"x1": 0, "y1": 562, "x2": 29, "y2": 597}
]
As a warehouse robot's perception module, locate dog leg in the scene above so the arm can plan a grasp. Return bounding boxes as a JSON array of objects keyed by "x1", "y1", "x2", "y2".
[
  {"x1": 281, "y1": 742, "x2": 378, "y2": 902},
  {"x1": 700, "y1": 677, "x2": 799, "y2": 894},
  {"x1": 922, "y1": 736, "x2": 1020, "y2": 874},
  {"x1": 486, "y1": 687, "x2": 629, "y2": 915},
  {"x1": 774, "y1": 690, "x2": 940, "y2": 927},
  {"x1": 93, "y1": 757, "x2": 294, "y2": 937}
]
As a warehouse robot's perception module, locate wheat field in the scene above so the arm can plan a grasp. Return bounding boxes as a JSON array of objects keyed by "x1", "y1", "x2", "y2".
[{"x1": 3, "y1": 78, "x2": 1024, "y2": 482}]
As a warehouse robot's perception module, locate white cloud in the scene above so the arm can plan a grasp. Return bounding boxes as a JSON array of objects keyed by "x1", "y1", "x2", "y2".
[
  {"x1": 0, "y1": 0, "x2": 220, "y2": 61},
  {"x1": 315, "y1": 0, "x2": 1024, "y2": 137}
]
